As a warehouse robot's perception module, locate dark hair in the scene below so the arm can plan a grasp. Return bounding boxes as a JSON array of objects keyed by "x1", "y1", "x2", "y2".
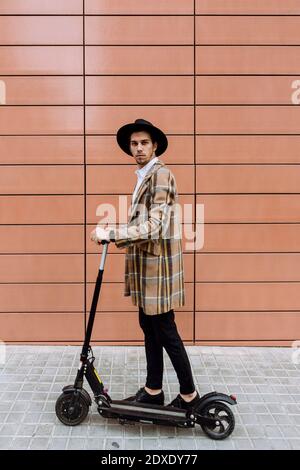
[{"x1": 129, "y1": 126, "x2": 157, "y2": 146}]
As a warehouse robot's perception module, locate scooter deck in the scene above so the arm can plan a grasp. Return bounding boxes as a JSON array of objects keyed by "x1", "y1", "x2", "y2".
[
  {"x1": 98, "y1": 400, "x2": 215, "y2": 428},
  {"x1": 97, "y1": 399, "x2": 212, "y2": 427}
]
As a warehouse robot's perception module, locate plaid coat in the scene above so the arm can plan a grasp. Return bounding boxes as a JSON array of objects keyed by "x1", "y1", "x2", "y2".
[{"x1": 114, "y1": 159, "x2": 185, "y2": 315}]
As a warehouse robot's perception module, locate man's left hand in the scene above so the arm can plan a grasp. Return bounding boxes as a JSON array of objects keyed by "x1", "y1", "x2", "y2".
[{"x1": 90, "y1": 226, "x2": 110, "y2": 244}]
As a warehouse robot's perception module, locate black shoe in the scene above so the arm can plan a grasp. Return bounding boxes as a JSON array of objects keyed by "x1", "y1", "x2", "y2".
[
  {"x1": 124, "y1": 387, "x2": 164, "y2": 406},
  {"x1": 167, "y1": 392, "x2": 201, "y2": 410}
]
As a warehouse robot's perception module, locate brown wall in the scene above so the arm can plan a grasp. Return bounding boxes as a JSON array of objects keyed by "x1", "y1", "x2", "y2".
[{"x1": 0, "y1": 0, "x2": 300, "y2": 346}]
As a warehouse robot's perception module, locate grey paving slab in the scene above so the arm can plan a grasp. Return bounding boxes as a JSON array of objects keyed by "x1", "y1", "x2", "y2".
[{"x1": 0, "y1": 345, "x2": 299, "y2": 450}]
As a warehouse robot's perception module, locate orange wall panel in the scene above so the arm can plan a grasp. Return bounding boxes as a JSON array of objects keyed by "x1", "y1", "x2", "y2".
[
  {"x1": 195, "y1": 312, "x2": 300, "y2": 341},
  {"x1": 196, "y1": 0, "x2": 300, "y2": 14},
  {"x1": 196, "y1": 224, "x2": 300, "y2": 253},
  {"x1": 0, "y1": 1, "x2": 82, "y2": 14},
  {"x1": 0, "y1": 166, "x2": 83, "y2": 194},
  {"x1": 86, "y1": 0, "x2": 194, "y2": 14},
  {"x1": 0, "y1": 226, "x2": 84, "y2": 254},
  {"x1": 196, "y1": 136, "x2": 300, "y2": 164},
  {"x1": 0, "y1": 196, "x2": 84, "y2": 224},
  {"x1": 0, "y1": 106, "x2": 83, "y2": 135},
  {"x1": 0, "y1": 255, "x2": 84, "y2": 283},
  {"x1": 87, "y1": 164, "x2": 194, "y2": 194},
  {"x1": 1, "y1": 77, "x2": 83, "y2": 105},
  {"x1": 86, "y1": 106, "x2": 194, "y2": 135},
  {"x1": 86, "y1": 76, "x2": 193, "y2": 105},
  {"x1": 86, "y1": 46, "x2": 194, "y2": 74},
  {"x1": 196, "y1": 76, "x2": 299, "y2": 105},
  {"x1": 92, "y1": 311, "x2": 194, "y2": 342},
  {"x1": 196, "y1": 16, "x2": 300, "y2": 44},
  {"x1": 196, "y1": 106, "x2": 300, "y2": 134},
  {"x1": 0, "y1": 136, "x2": 84, "y2": 165},
  {"x1": 195, "y1": 283, "x2": 300, "y2": 311},
  {"x1": 196, "y1": 165, "x2": 300, "y2": 193},
  {"x1": 196, "y1": 254, "x2": 300, "y2": 281},
  {"x1": 0, "y1": 284, "x2": 84, "y2": 312},
  {"x1": 0, "y1": 17, "x2": 82, "y2": 45},
  {"x1": 196, "y1": 46, "x2": 300, "y2": 74},
  {"x1": 86, "y1": 136, "x2": 194, "y2": 165},
  {"x1": 0, "y1": 46, "x2": 83, "y2": 75},
  {"x1": 85, "y1": 16, "x2": 193, "y2": 45},
  {"x1": 197, "y1": 195, "x2": 300, "y2": 223},
  {"x1": 0, "y1": 313, "x2": 84, "y2": 342}
]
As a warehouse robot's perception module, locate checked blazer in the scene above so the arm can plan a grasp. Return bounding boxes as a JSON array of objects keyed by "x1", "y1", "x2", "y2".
[{"x1": 113, "y1": 159, "x2": 185, "y2": 315}]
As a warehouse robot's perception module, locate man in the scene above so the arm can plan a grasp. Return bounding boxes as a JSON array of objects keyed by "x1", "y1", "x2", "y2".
[{"x1": 91, "y1": 119, "x2": 200, "y2": 410}]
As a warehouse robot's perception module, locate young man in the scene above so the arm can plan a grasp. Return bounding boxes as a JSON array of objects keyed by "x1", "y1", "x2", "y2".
[{"x1": 91, "y1": 118, "x2": 200, "y2": 410}]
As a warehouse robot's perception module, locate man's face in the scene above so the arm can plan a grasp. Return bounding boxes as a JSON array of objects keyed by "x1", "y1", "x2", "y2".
[{"x1": 129, "y1": 131, "x2": 158, "y2": 168}]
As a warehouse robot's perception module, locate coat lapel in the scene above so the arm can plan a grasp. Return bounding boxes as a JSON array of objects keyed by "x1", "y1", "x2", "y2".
[{"x1": 129, "y1": 159, "x2": 165, "y2": 220}]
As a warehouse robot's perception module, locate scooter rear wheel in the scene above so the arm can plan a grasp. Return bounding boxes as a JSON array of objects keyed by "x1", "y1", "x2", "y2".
[
  {"x1": 200, "y1": 401, "x2": 235, "y2": 440},
  {"x1": 55, "y1": 392, "x2": 89, "y2": 426}
]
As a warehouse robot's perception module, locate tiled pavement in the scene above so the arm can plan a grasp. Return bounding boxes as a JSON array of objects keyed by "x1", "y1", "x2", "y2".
[{"x1": 0, "y1": 345, "x2": 300, "y2": 450}]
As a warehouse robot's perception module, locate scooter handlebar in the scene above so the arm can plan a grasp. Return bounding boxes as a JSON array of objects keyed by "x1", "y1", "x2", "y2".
[{"x1": 100, "y1": 239, "x2": 115, "y2": 245}]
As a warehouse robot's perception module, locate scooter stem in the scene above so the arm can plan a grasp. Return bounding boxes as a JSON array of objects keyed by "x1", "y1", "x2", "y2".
[
  {"x1": 99, "y1": 239, "x2": 109, "y2": 270},
  {"x1": 81, "y1": 240, "x2": 111, "y2": 359}
]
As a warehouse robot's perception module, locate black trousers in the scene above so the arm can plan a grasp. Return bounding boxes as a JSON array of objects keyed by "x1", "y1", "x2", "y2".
[{"x1": 138, "y1": 307, "x2": 195, "y2": 395}]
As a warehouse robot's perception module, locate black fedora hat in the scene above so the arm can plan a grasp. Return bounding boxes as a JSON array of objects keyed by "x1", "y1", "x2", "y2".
[{"x1": 116, "y1": 118, "x2": 168, "y2": 157}]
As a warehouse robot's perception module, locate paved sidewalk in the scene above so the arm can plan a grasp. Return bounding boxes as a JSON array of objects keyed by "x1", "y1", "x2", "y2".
[{"x1": 0, "y1": 345, "x2": 300, "y2": 450}]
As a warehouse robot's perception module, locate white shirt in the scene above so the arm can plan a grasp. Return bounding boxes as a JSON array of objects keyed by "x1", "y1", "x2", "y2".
[{"x1": 132, "y1": 156, "x2": 158, "y2": 204}]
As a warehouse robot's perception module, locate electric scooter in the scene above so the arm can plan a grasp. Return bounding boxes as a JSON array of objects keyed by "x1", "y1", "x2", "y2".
[{"x1": 55, "y1": 241, "x2": 237, "y2": 440}]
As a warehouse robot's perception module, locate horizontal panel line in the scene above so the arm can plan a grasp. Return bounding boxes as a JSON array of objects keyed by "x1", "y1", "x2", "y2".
[
  {"x1": 195, "y1": 310, "x2": 300, "y2": 313},
  {"x1": 1, "y1": 193, "x2": 300, "y2": 196},
  {"x1": 1, "y1": 251, "x2": 300, "y2": 255},
  {"x1": 197, "y1": 133, "x2": 300, "y2": 136},
  {"x1": 6, "y1": 43, "x2": 300, "y2": 47},
  {"x1": 1, "y1": 14, "x2": 300, "y2": 17},
  {"x1": 0, "y1": 281, "x2": 194, "y2": 285},
  {"x1": 195, "y1": 281, "x2": 300, "y2": 284},
  {"x1": 2, "y1": 44, "x2": 300, "y2": 47},
  {"x1": 2, "y1": 133, "x2": 300, "y2": 137},
  {"x1": 196, "y1": 44, "x2": 300, "y2": 47},
  {"x1": 0, "y1": 310, "x2": 192, "y2": 313},
  {"x1": 2, "y1": 14, "x2": 197, "y2": 17},
  {"x1": 0, "y1": 281, "x2": 300, "y2": 285},
  {"x1": 0, "y1": 253, "x2": 193, "y2": 255},
  {"x1": 4, "y1": 340, "x2": 290, "y2": 344},
  {"x1": 0, "y1": 43, "x2": 193, "y2": 46},
  {"x1": 0, "y1": 309, "x2": 299, "y2": 313},
  {"x1": 196, "y1": 309, "x2": 300, "y2": 312},
  {"x1": 1, "y1": 163, "x2": 300, "y2": 167},
  {"x1": 196, "y1": 252, "x2": 300, "y2": 254},
  {"x1": 195, "y1": 339, "x2": 298, "y2": 342},
  {"x1": 0, "y1": 253, "x2": 87, "y2": 255},
  {"x1": 2, "y1": 104, "x2": 300, "y2": 107},
  {"x1": 1, "y1": 222, "x2": 300, "y2": 226},
  {"x1": 0, "y1": 74, "x2": 196, "y2": 77},
  {"x1": 2, "y1": 74, "x2": 300, "y2": 77},
  {"x1": 3, "y1": 340, "x2": 286, "y2": 344}
]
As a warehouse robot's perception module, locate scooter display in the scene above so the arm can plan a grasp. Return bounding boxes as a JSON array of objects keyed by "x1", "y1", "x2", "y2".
[{"x1": 55, "y1": 241, "x2": 237, "y2": 440}]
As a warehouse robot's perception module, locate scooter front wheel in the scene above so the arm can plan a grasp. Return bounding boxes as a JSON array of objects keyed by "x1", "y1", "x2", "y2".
[
  {"x1": 55, "y1": 391, "x2": 89, "y2": 426},
  {"x1": 200, "y1": 401, "x2": 235, "y2": 440}
]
